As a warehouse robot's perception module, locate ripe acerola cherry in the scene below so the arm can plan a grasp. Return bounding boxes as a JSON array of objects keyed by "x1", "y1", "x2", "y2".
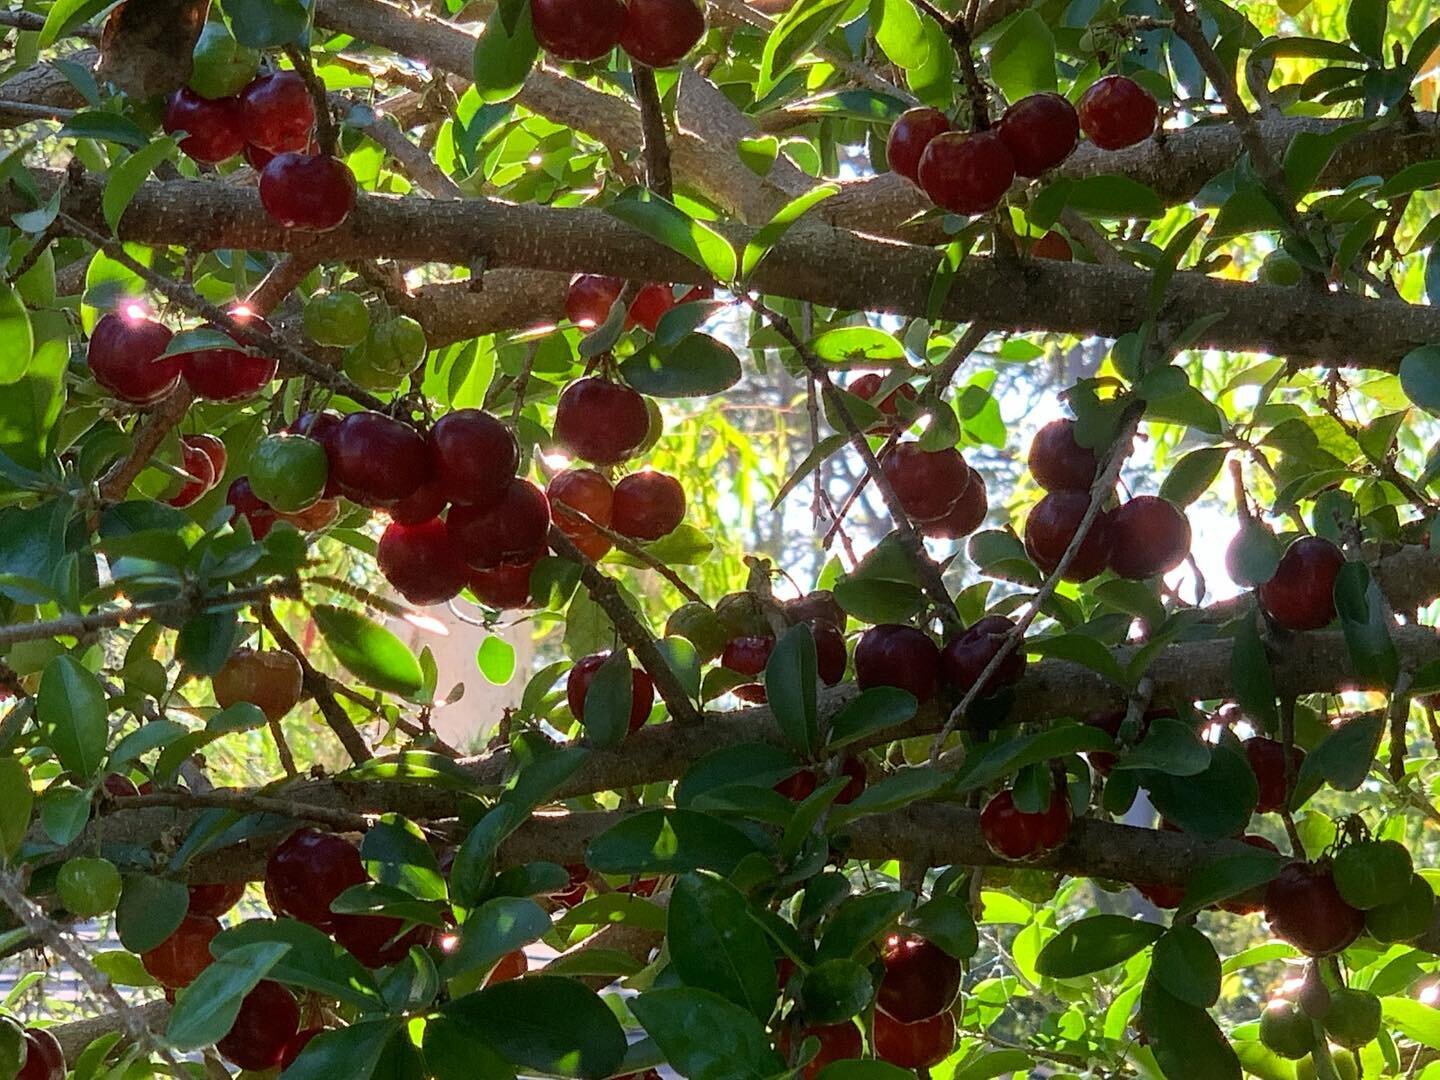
[
  {"x1": 469, "y1": 559, "x2": 537, "y2": 610},
  {"x1": 88, "y1": 308, "x2": 181, "y2": 405},
  {"x1": 378, "y1": 518, "x2": 471, "y2": 606},
  {"x1": 1258, "y1": 536, "x2": 1345, "y2": 632},
  {"x1": 880, "y1": 442, "x2": 971, "y2": 522},
  {"x1": 979, "y1": 788, "x2": 1071, "y2": 860},
  {"x1": 550, "y1": 864, "x2": 590, "y2": 908},
  {"x1": 225, "y1": 477, "x2": 277, "y2": 540},
  {"x1": 877, "y1": 933, "x2": 961, "y2": 1022},
  {"x1": 1077, "y1": 74, "x2": 1158, "y2": 151},
  {"x1": 531, "y1": 0, "x2": 627, "y2": 61},
  {"x1": 101, "y1": 773, "x2": 140, "y2": 798},
  {"x1": 628, "y1": 283, "x2": 678, "y2": 333},
  {"x1": 140, "y1": 913, "x2": 221, "y2": 988},
  {"x1": 873, "y1": 1008, "x2": 957, "y2": 1070},
  {"x1": 814, "y1": 622, "x2": 847, "y2": 686},
  {"x1": 1028, "y1": 418, "x2": 1096, "y2": 491},
  {"x1": 777, "y1": 1022, "x2": 863, "y2": 1078},
  {"x1": 237, "y1": 71, "x2": 316, "y2": 153},
  {"x1": 16, "y1": 1027, "x2": 64, "y2": 1080},
  {"x1": 997, "y1": 92, "x2": 1080, "y2": 177},
  {"x1": 332, "y1": 912, "x2": 431, "y2": 968},
  {"x1": 850, "y1": 372, "x2": 918, "y2": 431},
  {"x1": 920, "y1": 466, "x2": 987, "y2": 540},
  {"x1": 264, "y1": 828, "x2": 367, "y2": 931},
  {"x1": 389, "y1": 481, "x2": 448, "y2": 526},
  {"x1": 216, "y1": 980, "x2": 300, "y2": 1070},
  {"x1": 612, "y1": 471, "x2": 685, "y2": 541},
  {"x1": 550, "y1": 468, "x2": 615, "y2": 560},
  {"x1": 427, "y1": 408, "x2": 520, "y2": 508},
  {"x1": 1107, "y1": 495, "x2": 1192, "y2": 580},
  {"x1": 167, "y1": 438, "x2": 217, "y2": 508},
  {"x1": 485, "y1": 948, "x2": 528, "y2": 985},
  {"x1": 188, "y1": 881, "x2": 246, "y2": 918},
  {"x1": 721, "y1": 635, "x2": 774, "y2": 676},
  {"x1": 164, "y1": 88, "x2": 245, "y2": 163},
  {"x1": 886, "y1": 107, "x2": 952, "y2": 184},
  {"x1": 186, "y1": 432, "x2": 228, "y2": 480},
  {"x1": 565, "y1": 274, "x2": 624, "y2": 327},
  {"x1": 447, "y1": 479, "x2": 551, "y2": 570},
  {"x1": 179, "y1": 309, "x2": 278, "y2": 401},
  {"x1": 554, "y1": 377, "x2": 652, "y2": 465},
  {"x1": 329, "y1": 411, "x2": 431, "y2": 505},
  {"x1": 1245, "y1": 736, "x2": 1305, "y2": 814},
  {"x1": 917, "y1": 130, "x2": 1016, "y2": 215},
  {"x1": 942, "y1": 615, "x2": 1025, "y2": 698},
  {"x1": 1024, "y1": 490, "x2": 1111, "y2": 582},
  {"x1": 780, "y1": 756, "x2": 867, "y2": 803},
  {"x1": 1137, "y1": 880, "x2": 1185, "y2": 909},
  {"x1": 259, "y1": 153, "x2": 357, "y2": 232},
  {"x1": 566, "y1": 653, "x2": 656, "y2": 733},
  {"x1": 213, "y1": 647, "x2": 304, "y2": 722},
  {"x1": 1264, "y1": 861, "x2": 1366, "y2": 955},
  {"x1": 620, "y1": 0, "x2": 706, "y2": 68},
  {"x1": 784, "y1": 591, "x2": 845, "y2": 632},
  {"x1": 855, "y1": 624, "x2": 941, "y2": 703},
  {"x1": 1030, "y1": 230, "x2": 1073, "y2": 260}
]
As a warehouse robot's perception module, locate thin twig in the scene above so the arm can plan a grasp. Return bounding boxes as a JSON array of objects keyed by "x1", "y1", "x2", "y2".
[
  {"x1": 551, "y1": 502, "x2": 705, "y2": 604},
  {"x1": 97, "y1": 386, "x2": 195, "y2": 503},
  {"x1": 910, "y1": 0, "x2": 990, "y2": 128},
  {"x1": 1278, "y1": 695, "x2": 1307, "y2": 854},
  {"x1": 258, "y1": 604, "x2": 375, "y2": 764},
  {"x1": 0, "y1": 99, "x2": 74, "y2": 122},
  {"x1": 246, "y1": 255, "x2": 319, "y2": 315},
  {"x1": 106, "y1": 790, "x2": 370, "y2": 832},
  {"x1": 632, "y1": 66, "x2": 674, "y2": 200},
  {"x1": 284, "y1": 44, "x2": 339, "y2": 158}
]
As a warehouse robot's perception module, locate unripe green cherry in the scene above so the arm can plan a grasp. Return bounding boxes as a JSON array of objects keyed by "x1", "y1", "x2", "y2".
[
  {"x1": 364, "y1": 316, "x2": 428, "y2": 376},
  {"x1": 248, "y1": 434, "x2": 329, "y2": 513},
  {"x1": 57, "y1": 856, "x2": 123, "y2": 917},
  {"x1": 1333, "y1": 839, "x2": 1413, "y2": 910},
  {"x1": 303, "y1": 291, "x2": 371, "y2": 348}
]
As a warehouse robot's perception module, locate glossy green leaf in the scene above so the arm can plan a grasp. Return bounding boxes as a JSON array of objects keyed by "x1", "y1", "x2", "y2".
[
  {"x1": 668, "y1": 872, "x2": 777, "y2": 1017},
  {"x1": 989, "y1": 10, "x2": 1056, "y2": 99},
  {"x1": 766, "y1": 622, "x2": 819, "y2": 757},
  {"x1": 586, "y1": 809, "x2": 760, "y2": 876},
  {"x1": 620, "y1": 334, "x2": 743, "y2": 397},
  {"x1": 313, "y1": 604, "x2": 424, "y2": 696},
  {"x1": 442, "y1": 977, "x2": 628, "y2": 1078},
  {"x1": 471, "y1": 1, "x2": 538, "y2": 103},
  {"x1": 632, "y1": 987, "x2": 786, "y2": 1080},
  {"x1": 37, "y1": 655, "x2": 108, "y2": 780},
  {"x1": 166, "y1": 941, "x2": 290, "y2": 1050},
  {"x1": 102, "y1": 137, "x2": 178, "y2": 233},
  {"x1": 1035, "y1": 914, "x2": 1163, "y2": 978},
  {"x1": 740, "y1": 184, "x2": 839, "y2": 280},
  {"x1": 605, "y1": 190, "x2": 737, "y2": 283}
]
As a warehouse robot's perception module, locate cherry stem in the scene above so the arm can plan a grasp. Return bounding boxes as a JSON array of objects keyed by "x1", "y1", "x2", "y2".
[
  {"x1": 909, "y1": 0, "x2": 990, "y2": 129},
  {"x1": 551, "y1": 500, "x2": 706, "y2": 605},
  {"x1": 284, "y1": 43, "x2": 339, "y2": 158}
]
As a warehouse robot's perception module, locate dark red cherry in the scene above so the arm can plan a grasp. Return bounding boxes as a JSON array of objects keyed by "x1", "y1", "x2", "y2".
[
  {"x1": 447, "y1": 479, "x2": 551, "y2": 570},
  {"x1": 565, "y1": 274, "x2": 624, "y2": 327},
  {"x1": 167, "y1": 438, "x2": 217, "y2": 509},
  {"x1": 185, "y1": 432, "x2": 228, "y2": 480},
  {"x1": 979, "y1": 788, "x2": 1071, "y2": 860},
  {"x1": 1108, "y1": 496, "x2": 1191, "y2": 580},
  {"x1": 388, "y1": 481, "x2": 449, "y2": 526},
  {"x1": 225, "y1": 477, "x2": 276, "y2": 540},
  {"x1": 264, "y1": 828, "x2": 367, "y2": 931},
  {"x1": 784, "y1": 591, "x2": 846, "y2": 633},
  {"x1": 216, "y1": 980, "x2": 300, "y2": 1070},
  {"x1": 288, "y1": 408, "x2": 344, "y2": 497},
  {"x1": 329, "y1": 411, "x2": 431, "y2": 505},
  {"x1": 814, "y1": 622, "x2": 847, "y2": 686},
  {"x1": 721, "y1": 635, "x2": 774, "y2": 677},
  {"x1": 566, "y1": 652, "x2": 656, "y2": 733},
  {"x1": 554, "y1": 377, "x2": 651, "y2": 465},
  {"x1": 279, "y1": 1027, "x2": 323, "y2": 1070},
  {"x1": 378, "y1": 517, "x2": 471, "y2": 607},
  {"x1": 187, "y1": 881, "x2": 245, "y2": 918},
  {"x1": 101, "y1": 773, "x2": 140, "y2": 798},
  {"x1": 16, "y1": 1027, "x2": 64, "y2": 1080},
  {"x1": 886, "y1": 107, "x2": 952, "y2": 184},
  {"x1": 237, "y1": 71, "x2": 316, "y2": 153},
  {"x1": 850, "y1": 372, "x2": 918, "y2": 431},
  {"x1": 87, "y1": 308, "x2": 181, "y2": 405},
  {"x1": 331, "y1": 912, "x2": 431, "y2": 968},
  {"x1": 876, "y1": 933, "x2": 961, "y2": 1023},
  {"x1": 1030, "y1": 230, "x2": 1073, "y2": 260},
  {"x1": 469, "y1": 559, "x2": 537, "y2": 610},
  {"x1": 1024, "y1": 490, "x2": 1110, "y2": 582},
  {"x1": 920, "y1": 465, "x2": 987, "y2": 540},
  {"x1": 259, "y1": 153, "x2": 357, "y2": 232},
  {"x1": 178, "y1": 308, "x2": 278, "y2": 401},
  {"x1": 873, "y1": 1009, "x2": 957, "y2": 1071},
  {"x1": 1028, "y1": 419, "x2": 1096, "y2": 492},
  {"x1": 777, "y1": 1023, "x2": 863, "y2": 1078},
  {"x1": 880, "y1": 442, "x2": 971, "y2": 522},
  {"x1": 1264, "y1": 861, "x2": 1365, "y2": 956},
  {"x1": 942, "y1": 615, "x2": 1025, "y2": 698},
  {"x1": 612, "y1": 471, "x2": 685, "y2": 541},
  {"x1": 140, "y1": 913, "x2": 221, "y2": 988},
  {"x1": 1258, "y1": 536, "x2": 1344, "y2": 632},
  {"x1": 997, "y1": 92, "x2": 1080, "y2": 177},
  {"x1": 1077, "y1": 75, "x2": 1158, "y2": 151},
  {"x1": 620, "y1": 0, "x2": 706, "y2": 68},
  {"x1": 1137, "y1": 880, "x2": 1185, "y2": 909},
  {"x1": 1245, "y1": 736, "x2": 1305, "y2": 815},
  {"x1": 549, "y1": 864, "x2": 590, "y2": 908},
  {"x1": 855, "y1": 624, "x2": 941, "y2": 703},
  {"x1": 917, "y1": 130, "x2": 1016, "y2": 215},
  {"x1": 549, "y1": 468, "x2": 615, "y2": 560},
  {"x1": 627, "y1": 283, "x2": 678, "y2": 333},
  {"x1": 428, "y1": 409, "x2": 520, "y2": 507},
  {"x1": 531, "y1": 0, "x2": 626, "y2": 61},
  {"x1": 164, "y1": 88, "x2": 244, "y2": 163}
]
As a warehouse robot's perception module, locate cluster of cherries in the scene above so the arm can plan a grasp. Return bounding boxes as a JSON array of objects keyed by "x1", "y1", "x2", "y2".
[
  {"x1": 532, "y1": 0, "x2": 705, "y2": 68},
  {"x1": 165, "y1": 70, "x2": 356, "y2": 232},
  {"x1": 889, "y1": 74, "x2": 1158, "y2": 217},
  {"x1": 13, "y1": 1027, "x2": 63, "y2": 1080}
]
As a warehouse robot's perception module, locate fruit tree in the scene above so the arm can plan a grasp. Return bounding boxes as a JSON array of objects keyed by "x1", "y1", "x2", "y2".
[{"x1": 5, "y1": 0, "x2": 1440, "y2": 1076}]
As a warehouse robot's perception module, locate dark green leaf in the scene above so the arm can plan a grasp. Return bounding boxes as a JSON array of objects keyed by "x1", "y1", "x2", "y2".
[
  {"x1": 166, "y1": 941, "x2": 290, "y2": 1050},
  {"x1": 620, "y1": 334, "x2": 742, "y2": 398},
  {"x1": 1334, "y1": 562, "x2": 1399, "y2": 687},
  {"x1": 115, "y1": 874, "x2": 189, "y2": 954},
  {"x1": 827, "y1": 687, "x2": 917, "y2": 749},
  {"x1": 605, "y1": 190, "x2": 737, "y2": 283},
  {"x1": 1159, "y1": 447, "x2": 1228, "y2": 506},
  {"x1": 1400, "y1": 345, "x2": 1440, "y2": 414},
  {"x1": 766, "y1": 622, "x2": 819, "y2": 757},
  {"x1": 37, "y1": 655, "x2": 107, "y2": 780},
  {"x1": 439, "y1": 897, "x2": 550, "y2": 982},
  {"x1": 759, "y1": 0, "x2": 853, "y2": 96},
  {"x1": 905, "y1": 894, "x2": 978, "y2": 959},
  {"x1": 1177, "y1": 850, "x2": 1286, "y2": 918},
  {"x1": 1347, "y1": 0, "x2": 1387, "y2": 60},
  {"x1": 1232, "y1": 615, "x2": 1280, "y2": 731},
  {"x1": 442, "y1": 977, "x2": 628, "y2": 1078},
  {"x1": 213, "y1": 919, "x2": 386, "y2": 1010},
  {"x1": 362, "y1": 815, "x2": 447, "y2": 901},
  {"x1": 1140, "y1": 980, "x2": 1241, "y2": 1080},
  {"x1": 1152, "y1": 925, "x2": 1220, "y2": 1008},
  {"x1": 1295, "y1": 711, "x2": 1384, "y2": 803},
  {"x1": 740, "y1": 184, "x2": 840, "y2": 280},
  {"x1": 632, "y1": 987, "x2": 785, "y2": 1080},
  {"x1": 668, "y1": 872, "x2": 776, "y2": 1017},
  {"x1": 471, "y1": 1, "x2": 538, "y2": 103},
  {"x1": 799, "y1": 958, "x2": 873, "y2": 1024},
  {"x1": 285, "y1": 1020, "x2": 405, "y2": 1080},
  {"x1": 1143, "y1": 744, "x2": 1258, "y2": 839},
  {"x1": 586, "y1": 809, "x2": 761, "y2": 876},
  {"x1": 1113, "y1": 718, "x2": 1211, "y2": 777},
  {"x1": 817, "y1": 889, "x2": 912, "y2": 961},
  {"x1": 1034, "y1": 914, "x2": 1163, "y2": 978},
  {"x1": 313, "y1": 605, "x2": 424, "y2": 696}
]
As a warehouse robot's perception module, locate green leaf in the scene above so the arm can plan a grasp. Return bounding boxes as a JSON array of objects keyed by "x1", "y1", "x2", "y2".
[
  {"x1": 116, "y1": 874, "x2": 190, "y2": 954},
  {"x1": 619, "y1": 334, "x2": 742, "y2": 397},
  {"x1": 737, "y1": 135, "x2": 780, "y2": 176},
  {"x1": 829, "y1": 766, "x2": 946, "y2": 825},
  {"x1": 0, "y1": 759, "x2": 32, "y2": 862},
  {"x1": 1177, "y1": 850, "x2": 1286, "y2": 918},
  {"x1": 766, "y1": 622, "x2": 819, "y2": 757},
  {"x1": 37, "y1": 655, "x2": 108, "y2": 780},
  {"x1": 949, "y1": 725, "x2": 1112, "y2": 795},
  {"x1": 587, "y1": 809, "x2": 760, "y2": 877},
  {"x1": 906, "y1": 894, "x2": 979, "y2": 959},
  {"x1": 631, "y1": 987, "x2": 786, "y2": 1080},
  {"x1": 1347, "y1": 0, "x2": 1387, "y2": 60},
  {"x1": 1159, "y1": 447, "x2": 1227, "y2": 506},
  {"x1": 577, "y1": 650, "x2": 636, "y2": 748},
  {"x1": 1144, "y1": 744, "x2": 1258, "y2": 839},
  {"x1": 58, "y1": 109, "x2": 150, "y2": 148},
  {"x1": 166, "y1": 941, "x2": 290, "y2": 1051},
  {"x1": 1334, "y1": 562, "x2": 1399, "y2": 687},
  {"x1": 1231, "y1": 615, "x2": 1280, "y2": 731},
  {"x1": 1034, "y1": 914, "x2": 1162, "y2": 978},
  {"x1": 1027, "y1": 634, "x2": 1128, "y2": 688},
  {"x1": 827, "y1": 687, "x2": 917, "y2": 749},
  {"x1": 1140, "y1": 980, "x2": 1241, "y2": 1080},
  {"x1": 800, "y1": 958, "x2": 873, "y2": 1025},
  {"x1": 1151, "y1": 925, "x2": 1220, "y2": 1008},
  {"x1": 37, "y1": 0, "x2": 110, "y2": 46},
  {"x1": 225, "y1": 0, "x2": 309, "y2": 46},
  {"x1": 477, "y1": 636, "x2": 516, "y2": 684},
  {"x1": 342, "y1": 750, "x2": 482, "y2": 792},
  {"x1": 313, "y1": 604, "x2": 424, "y2": 696},
  {"x1": 362, "y1": 815, "x2": 447, "y2": 901},
  {"x1": 605, "y1": 190, "x2": 737, "y2": 283},
  {"x1": 740, "y1": 184, "x2": 839, "y2": 280},
  {"x1": 1295, "y1": 712, "x2": 1384, "y2": 803},
  {"x1": 868, "y1": 0, "x2": 928, "y2": 68},
  {"x1": 817, "y1": 889, "x2": 913, "y2": 961},
  {"x1": 668, "y1": 872, "x2": 777, "y2": 1017},
  {"x1": 759, "y1": 0, "x2": 854, "y2": 96},
  {"x1": 988, "y1": 10, "x2": 1056, "y2": 99},
  {"x1": 102, "y1": 137, "x2": 178, "y2": 234},
  {"x1": 1112, "y1": 718, "x2": 1210, "y2": 776},
  {"x1": 285, "y1": 1020, "x2": 405, "y2": 1080},
  {"x1": 439, "y1": 897, "x2": 550, "y2": 982},
  {"x1": 811, "y1": 327, "x2": 905, "y2": 362},
  {"x1": 471, "y1": 0, "x2": 539, "y2": 103},
  {"x1": 442, "y1": 977, "x2": 628, "y2": 1078},
  {"x1": 1400, "y1": 345, "x2": 1440, "y2": 414},
  {"x1": 0, "y1": 283, "x2": 33, "y2": 382},
  {"x1": 212, "y1": 919, "x2": 385, "y2": 1010}
]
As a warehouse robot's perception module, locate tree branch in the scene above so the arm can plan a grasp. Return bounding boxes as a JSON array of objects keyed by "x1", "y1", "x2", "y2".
[
  {"x1": 632, "y1": 66, "x2": 674, "y2": 201},
  {"x1": 257, "y1": 604, "x2": 374, "y2": 765}
]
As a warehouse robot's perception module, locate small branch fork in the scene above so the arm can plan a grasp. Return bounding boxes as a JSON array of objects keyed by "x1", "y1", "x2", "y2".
[
  {"x1": 258, "y1": 603, "x2": 375, "y2": 765},
  {"x1": 910, "y1": 0, "x2": 991, "y2": 129},
  {"x1": 107, "y1": 790, "x2": 371, "y2": 833}
]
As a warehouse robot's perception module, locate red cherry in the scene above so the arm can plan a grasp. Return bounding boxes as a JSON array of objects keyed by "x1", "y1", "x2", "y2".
[
  {"x1": 1077, "y1": 75, "x2": 1158, "y2": 151},
  {"x1": 1024, "y1": 490, "x2": 1111, "y2": 582},
  {"x1": 178, "y1": 308, "x2": 278, "y2": 401},
  {"x1": 917, "y1": 130, "x2": 1015, "y2": 215},
  {"x1": 877, "y1": 934, "x2": 961, "y2": 1022},
  {"x1": 101, "y1": 773, "x2": 140, "y2": 798},
  {"x1": 774, "y1": 769, "x2": 819, "y2": 802},
  {"x1": 87, "y1": 309, "x2": 181, "y2": 405},
  {"x1": 997, "y1": 92, "x2": 1080, "y2": 177},
  {"x1": 612, "y1": 471, "x2": 685, "y2": 541},
  {"x1": 279, "y1": 1027, "x2": 323, "y2": 1070},
  {"x1": 330, "y1": 411, "x2": 431, "y2": 506},
  {"x1": 378, "y1": 517, "x2": 471, "y2": 607},
  {"x1": 264, "y1": 828, "x2": 367, "y2": 931},
  {"x1": 1221, "y1": 835, "x2": 1281, "y2": 915},
  {"x1": 565, "y1": 274, "x2": 624, "y2": 327},
  {"x1": 855, "y1": 624, "x2": 941, "y2": 703},
  {"x1": 733, "y1": 682, "x2": 768, "y2": 704},
  {"x1": 484, "y1": 948, "x2": 529, "y2": 985},
  {"x1": 531, "y1": 0, "x2": 626, "y2": 61},
  {"x1": 185, "y1": 433, "x2": 228, "y2": 479},
  {"x1": 550, "y1": 864, "x2": 590, "y2": 908},
  {"x1": 388, "y1": 481, "x2": 449, "y2": 526},
  {"x1": 164, "y1": 88, "x2": 244, "y2": 163},
  {"x1": 778, "y1": 1022, "x2": 863, "y2": 1078},
  {"x1": 942, "y1": 614, "x2": 1025, "y2": 698},
  {"x1": 567, "y1": 653, "x2": 656, "y2": 733},
  {"x1": 1137, "y1": 880, "x2": 1185, "y2": 909},
  {"x1": 187, "y1": 881, "x2": 245, "y2": 918},
  {"x1": 238, "y1": 71, "x2": 316, "y2": 153},
  {"x1": 835, "y1": 755, "x2": 866, "y2": 803},
  {"x1": 140, "y1": 913, "x2": 221, "y2": 988},
  {"x1": 216, "y1": 980, "x2": 300, "y2": 1070},
  {"x1": 225, "y1": 477, "x2": 276, "y2": 540},
  {"x1": 850, "y1": 372, "x2": 918, "y2": 431},
  {"x1": 469, "y1": 559, "x2": 537, "y2": 610},
  {"x1": 1108, "y1": 496, "x2": 1191, "y2": 580},
  {"x1": 427, "y1": 409, "x2": 520, "y2": 507},
  {"x1": 549, "y1": 468, "x2": 615, "y2": 560},
  {"x1": 920, "y1": 466, "x2": 987, "y2": 540},
  {"x1": 979, "y1": 788, "x2": 1071, "y2": 860},
  {"x1": 880, "y1": 442, "x2": 971, "y2": 522},
  {"x1": 289, "y1": 409, "x2": 344, "y2": 498},
  {"x1": 1083, "y1": 707, "x2": 1175, "y2": 775},
  {"x1": 874, "y1": 1008, "x2": 957, "y2": 1070},
  {"x1": 16, "y1": 1027, "x2": 64, "y2": 1080},
  {"x1": 1258, "y1": 536, "x2": 1344, "y2": 632},
  {"x1": 259, "y1": 153, "x2": 357, "y2": 232},
  {"x1": 814, "y1": 622, "x2": 847, "y2": 686},
  {"x1": 620, "y1": 0, "x2": 706, "y2": 67},
  {"x1": 886, "y1": 107, "x2": 952, "y2": 184},
  {"x1": 1264, "y1": 861, "x2": 1365, "y2": 955},
  {"x1": 167, "y1": 439, "x2": 217, "y2": 509},
  {"x1": 617, "y1": 877, "x2": 660, "y2": 898},
  {"x1": 332, "y1": 912, "x2": 432, "y2": 968},
  {"x1": 721, "y1": 635, "x2": 774, "y2": 676},
  {"x1": 554, "y1": 377, "x2": 652, "y2": 465},
  {"x1": 1028, "y1": 418, "x2": 1096, "y2": 492},
  {"x1": 1245, "y1": 736, "x2": 1305, "y2": 815},
  {"x1": 1030, "y1": 231, "x2": 1073, "y2": 260},
  {"x1": 447, "y1": 479, "x2": 551, "y2": 570},
  {"x1": 627, "y1": 283, "x2": 678, "y2": 333}
]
